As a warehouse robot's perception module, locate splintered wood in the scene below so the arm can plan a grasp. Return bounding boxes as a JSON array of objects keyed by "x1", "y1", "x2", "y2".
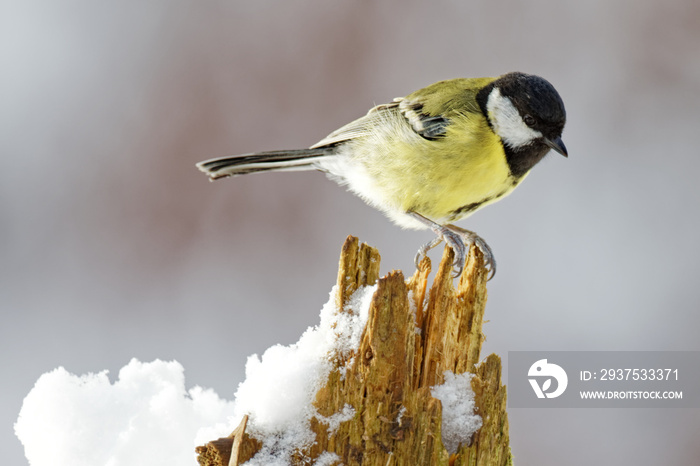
[{"x1": 196, "y1": 236, "x2": 511, "y2": 466}]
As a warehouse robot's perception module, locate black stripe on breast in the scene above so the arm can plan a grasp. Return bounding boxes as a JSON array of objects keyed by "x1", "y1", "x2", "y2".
[
  {"x1": 447, "y1": 180, "x2": 520, "y2": 222},
  {"x1": 448, "y1": 199, "x2": 491, "y2": 221}
]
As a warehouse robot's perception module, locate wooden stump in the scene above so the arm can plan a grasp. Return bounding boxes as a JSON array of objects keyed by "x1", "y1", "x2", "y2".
[{"x1": 196, "y1": 236, "x2": 511, "y2": 466}]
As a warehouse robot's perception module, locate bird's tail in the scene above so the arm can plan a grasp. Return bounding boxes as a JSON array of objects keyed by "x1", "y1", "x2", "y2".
[{"x1": 196, "y1": 148, "x2": 332, "y2": 180}]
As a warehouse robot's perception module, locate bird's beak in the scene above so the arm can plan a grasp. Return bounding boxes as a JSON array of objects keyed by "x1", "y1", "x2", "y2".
[{"x1": 544, "y1": 136, "x2": 568, "y2": 157}]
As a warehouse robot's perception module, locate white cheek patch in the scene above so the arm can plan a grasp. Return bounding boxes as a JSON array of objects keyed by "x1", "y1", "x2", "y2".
[{"x1": 486, "y1": 87, "x2": 542, "y2": 149}]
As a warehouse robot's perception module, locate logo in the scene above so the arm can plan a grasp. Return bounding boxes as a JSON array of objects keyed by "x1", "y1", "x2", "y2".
[{"x1": 528, "y1": 359, "x2": 568, "y2": 399}]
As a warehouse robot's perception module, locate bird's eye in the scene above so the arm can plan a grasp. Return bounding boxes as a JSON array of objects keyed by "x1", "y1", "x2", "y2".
[{"x1": 523, "y1": 114, "x2": 536, "y2": 127}]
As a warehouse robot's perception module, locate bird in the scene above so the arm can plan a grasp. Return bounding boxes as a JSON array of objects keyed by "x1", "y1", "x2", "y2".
[{"x1": 196, "y1": 72, "x2": 567, "y2": 278}]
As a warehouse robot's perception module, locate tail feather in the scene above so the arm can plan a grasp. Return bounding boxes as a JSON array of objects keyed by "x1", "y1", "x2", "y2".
[{"x1": 196, "y1": 149, "x2": 331, "y2": 180}]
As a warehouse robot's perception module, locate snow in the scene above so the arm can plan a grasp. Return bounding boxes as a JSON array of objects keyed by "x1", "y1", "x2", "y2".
[
  {"x1": 314, "y1": 452, "x2": 342, "y2": 466},
  {"x1": 316, "y1": 403, "x2": 355, "y2": 436},
  {"x1": 14, "y1": 359, "x2": 236, "y2": 466},
  {"x1": 15, "y1": 284, "x2": 377, "y2": 466},
  {"x1": 430, "y1": 371, "x2": 483, "y2": 454}
]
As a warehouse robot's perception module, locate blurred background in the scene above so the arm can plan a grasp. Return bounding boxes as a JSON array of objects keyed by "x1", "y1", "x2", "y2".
[{"x1": 2, "y1": 0, "x2": 700, "y2": 464}]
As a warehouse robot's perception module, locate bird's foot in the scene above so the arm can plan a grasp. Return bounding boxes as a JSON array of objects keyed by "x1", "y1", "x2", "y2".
[
  {"x1": 407, "y1": 211, "x2": 496, "y2": 279},
  {"x1": 445, "y1": 224, "x2": 496, "y2": 280}
]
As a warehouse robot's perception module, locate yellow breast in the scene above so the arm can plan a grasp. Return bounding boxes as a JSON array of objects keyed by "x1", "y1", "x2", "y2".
[{"x1": 338, "y1": 111, "x2": 522, "y2": 229}]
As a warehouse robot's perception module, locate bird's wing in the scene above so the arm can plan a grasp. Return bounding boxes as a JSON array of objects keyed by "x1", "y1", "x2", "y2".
[
  {"x1": 311, "y1": 78, "x2": 495, "y2": 149},
  {"x1": 310, "y1": 98, "x2": 450, "y2": 149}
]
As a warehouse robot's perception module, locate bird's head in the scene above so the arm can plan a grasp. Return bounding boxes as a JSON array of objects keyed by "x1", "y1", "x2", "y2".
[{"x1": 479, "y1": 72, "x2": 567, "y2": 177}]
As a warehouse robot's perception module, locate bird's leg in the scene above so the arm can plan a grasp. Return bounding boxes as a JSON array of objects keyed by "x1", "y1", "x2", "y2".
[
  {"x1": 407, "y1": 211, "x2": 468, "y2": 277},
  {"x1": 444, "y1": 224, "x2": 497, "y2": 280}
]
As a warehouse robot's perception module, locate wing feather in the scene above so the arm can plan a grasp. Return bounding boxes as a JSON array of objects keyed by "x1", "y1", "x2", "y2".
[
  {"x1": 310, "y1": 77, "x2": 496, "y2": 149},
  {"x1": 310, "y1": 101, "x2": 401, "y2": 149}
]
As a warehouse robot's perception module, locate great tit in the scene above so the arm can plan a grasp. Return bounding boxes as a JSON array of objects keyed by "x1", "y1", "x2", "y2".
[{"x1": 197, "y1": 72, "x2": 567, "y2": 278}]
